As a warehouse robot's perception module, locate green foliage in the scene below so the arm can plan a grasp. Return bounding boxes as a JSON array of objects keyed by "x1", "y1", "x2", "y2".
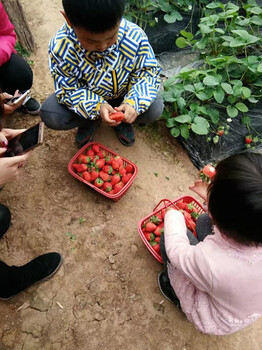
[{"x1": 162, "y1": 1, "x2": 262, "y2": 145}]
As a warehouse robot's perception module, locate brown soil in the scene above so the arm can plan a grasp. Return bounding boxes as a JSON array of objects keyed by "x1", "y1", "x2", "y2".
[{"x1": 0, "y1": 1, "x2": 261, "y2": 349}]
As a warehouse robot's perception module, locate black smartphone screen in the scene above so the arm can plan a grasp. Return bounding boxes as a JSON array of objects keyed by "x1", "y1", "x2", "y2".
[{"x1": 5, "y1": 124, "x2": 40, "y2": 157}]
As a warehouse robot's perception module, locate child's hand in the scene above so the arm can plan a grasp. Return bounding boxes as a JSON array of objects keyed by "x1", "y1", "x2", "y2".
[
  {"x1": 189, "y1": 179, "x2": 209, "y2": 202},
  {"x1": 117, "y1": 104, "x2": 138, "y2": 124},
  {"x1": 2, "y1": 90, "x2": 25, "y2": 115},
  {"x1": 100, "y1": 104, "x2": 121, "y2": 126}
]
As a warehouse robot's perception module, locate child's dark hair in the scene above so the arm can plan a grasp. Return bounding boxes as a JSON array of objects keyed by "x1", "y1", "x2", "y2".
[
  {"x1": 208, "y1": 152, "x2": 262, "y2": 246},
  {"x1": 62, "y1": 0, "x2": 125, "y2": 33}
]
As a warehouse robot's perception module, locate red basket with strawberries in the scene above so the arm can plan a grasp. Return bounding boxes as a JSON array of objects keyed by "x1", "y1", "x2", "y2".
[
  {"x1": 68, "y1": 142, "x2": 138, "y2": 201},
  {"x1": 137, "y1": 196, "x2": 206, "y2": 263}
]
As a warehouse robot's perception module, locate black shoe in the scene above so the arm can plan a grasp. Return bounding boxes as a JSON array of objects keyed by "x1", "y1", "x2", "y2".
[
  {"x1": 21, "y1": 96, "x2": 41, "y2": 115},
  {"x1": 76, "y1": 118, "x2": 101, "y2": 147},
  {"x1": 0, "y1": 252, "x2": 62, "y2": 300},
  {"x1": 114, "y1": 122, "x2": 135, "y2": 147},
  {"x1": 158, "y1": 271, "x2": 181, "y2": 308}
]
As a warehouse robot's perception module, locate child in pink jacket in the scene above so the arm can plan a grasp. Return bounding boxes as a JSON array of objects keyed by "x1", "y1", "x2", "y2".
[
  {"x1": 158, "y1": 152, "x2": 262, "y2": 335},
  {"x1": 0, "y1": 2, "x2": 40, "y2": 115}
]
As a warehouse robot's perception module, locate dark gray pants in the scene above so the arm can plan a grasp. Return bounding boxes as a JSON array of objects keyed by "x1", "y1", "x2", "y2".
[{"x1": 40, "y1": 93, "x2": 164, "y2": 130}]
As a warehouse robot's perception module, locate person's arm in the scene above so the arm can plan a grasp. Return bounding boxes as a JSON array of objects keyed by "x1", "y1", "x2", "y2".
[
  {"x1": 0, "y1": 4, "x2": 16, "y2": 66},
  {"x1": 0, "y1": 153, "x2": 31, "y2": 186},
  {"x1": 164, "y1": 209, "x2": 213, "y2": 292},
  {"x1": 49, "y1": 39, "x2": 106, "y2": 120},
  {"x1": 121, "y1": 33, "x2": 161, "y2": 116}
]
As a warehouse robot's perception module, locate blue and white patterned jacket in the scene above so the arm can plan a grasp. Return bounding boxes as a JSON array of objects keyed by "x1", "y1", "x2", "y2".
[{"x1": 49, "y1": 19, "x2": 161, "y2": 119}]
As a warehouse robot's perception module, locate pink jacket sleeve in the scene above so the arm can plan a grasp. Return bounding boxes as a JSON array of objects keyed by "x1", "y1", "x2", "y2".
[
  {"x1": 164, "y1": 209, "x2": 213, "y2": 292},
  {"x1": 0, "y1": 3, "x2": 16, "y2": 66}
]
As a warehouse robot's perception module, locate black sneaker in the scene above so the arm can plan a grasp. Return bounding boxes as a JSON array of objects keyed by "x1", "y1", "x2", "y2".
[
  {"x1": 158, "y1": 271, "x2": 181, "y2": 308},
  {"x1": 21, "y1": 96, "x2": 41, "y2": 115},
  {"x1": 76, "y1": 118, "x2": 101, "y2": 147},
  {"x1": 114, "y1": 122, "x2": 135, "y2": 147},
  {"x1": 0, "y1": 252, "x2": 62, "y2": 300}
]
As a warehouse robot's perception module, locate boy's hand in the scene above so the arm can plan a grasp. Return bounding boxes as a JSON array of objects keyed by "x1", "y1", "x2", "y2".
[
  {"x1": 100, "y1": 104, "x2": 121, "y2": 126},
  {"x1": 118, "y1": 104, "x2": 138, "y2": 124}
]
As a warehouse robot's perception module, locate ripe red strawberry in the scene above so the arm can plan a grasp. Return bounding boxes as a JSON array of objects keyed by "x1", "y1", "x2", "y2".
[
  {"x1": 91, "y1": 170, "x2": 99, "y2": 181},
  {"x1": 114, "y1": 181, "x2": 124, "y2": 193},
  {"x1": 144, "y1": 232, "x2": 155, "y2": 241},
  {"x1": 87, "y1": 149, "x2": 95, "y2": 157},
  {"x1": 202, "y1": 165, "x2": 216, "y2": 178},
  {"x1": 145, "y1": 222, "x2": 157, "y2": 232},
  {"x1": 97, "y1": 150, "x2": 106, "y2": 158},
  {"x1": 150, "y1": 215, "x2": 162, "y2": 224},
  {"x1": 125, "y1": 164, "x2": 133, "y2": 173},
  {"x1": 108, "y1": 189, "x2": 115, "y2": 194},
  {"x1": 109, "y1": 111, "x2": 125, "y2": 122},
  {"x1": 111, "y1": 159, "x2": 120, "y2": 170},
  {"x1": 102, "y1": 165, "x2": 113, "y2": 174},
  {"x1": 175, "y1": 201, "x2": 188, "y2": 210},
  {"x1": 99, "y1": 171, "x2": 110, "y2": 182},
  {"x1": 72, "y1": 163, "x2": 87, "y2": 172},
  {"x1": 94, "y1": 178, "x2": 104, "y2": 188},
  {"x1": 183, "y1": 211, "x2": 192, "y2": 221},
  {"x1": 82, "y1": 171, "x2": 91, "y2": 182},
  {"x1": 78, "y1": 154, "x2": 90, "y2": 164},
  {"x1": 92, "y1": 144, "x2": 100, "y2": 153},
  {"x1": 95, "y1": 158, "x2": 105, "y2": 169},
  {"x1": 118, "y1": 165, "x2": 126, "y2": 176},
  {"x1": 218, "y1": 129, "x2": 224, "y2": 136},
  {"x1": 111, "y1": 174, "x2": 121, "y2": 186},
  {"x1": 105, "y1": 155, "x2": 113, "y2": 164},
  {"x1": 103, "y1": 182, "x2": 112, "y2": 192},
  {"x1": 155, "y1": 237, "x2": 161, "y2": 243},
  {"x1": 114, "y1": 156, "x2": 123, "y2": 167},
  {"x1": 154, "y1": 225, "x2": 164, "y2": 237},
  {"x1": 161, "y1": 209, "x2": 166, "y2": 220},
  {"x1": 122, "y1": 174, "x2": 130, "y2": 184},
  {"x1": 150, "y1": 242, "x2": 160, "y2": 254},
  {"x1": 245, "y1": 135, "x2": 252, "y2": 144}
]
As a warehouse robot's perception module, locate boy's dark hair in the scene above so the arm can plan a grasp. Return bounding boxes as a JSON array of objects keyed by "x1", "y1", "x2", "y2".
[
  {"x1": 62, "y1": 0, "x2": 125, "y2": 32},
  {"x1": 208, "y1": 152, "x2": 262, "y2": 246}
]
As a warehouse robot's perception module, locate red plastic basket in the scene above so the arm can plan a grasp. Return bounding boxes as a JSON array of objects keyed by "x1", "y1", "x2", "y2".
[
  {"x1": 137, "y1": 196, "x2": 206, "y2": 263},
  {"x1": 68, "y1": 142, "x2": 138, "y2": 201}
]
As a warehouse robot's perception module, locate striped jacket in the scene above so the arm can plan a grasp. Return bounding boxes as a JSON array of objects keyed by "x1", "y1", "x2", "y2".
[{"x1": 49, "y1": 19, "x2": 161, "y2": 119}]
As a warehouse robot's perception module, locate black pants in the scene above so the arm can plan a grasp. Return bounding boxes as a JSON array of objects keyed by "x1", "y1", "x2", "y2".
[
  {"x1": 0, "y1": 53, "x2": 33, "y2": 95},
  {"x1": 160, "y1": 213, "x2": 213, "y2": 298}
]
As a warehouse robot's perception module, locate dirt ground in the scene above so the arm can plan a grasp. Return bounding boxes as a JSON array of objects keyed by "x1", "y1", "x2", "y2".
[{"x1": 0, "y1": 1, "x2": 261, "y2": 349}]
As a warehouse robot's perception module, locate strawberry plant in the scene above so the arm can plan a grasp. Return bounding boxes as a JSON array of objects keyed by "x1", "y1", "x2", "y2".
[{"x1": 162, "y1": 1, "x2": 262, "y2": 147}]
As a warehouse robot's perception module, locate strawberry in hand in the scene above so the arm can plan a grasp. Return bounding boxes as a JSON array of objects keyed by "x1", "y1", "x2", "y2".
[{"x1": 200, "y1": 164, "x2": 216, "y2": 183}]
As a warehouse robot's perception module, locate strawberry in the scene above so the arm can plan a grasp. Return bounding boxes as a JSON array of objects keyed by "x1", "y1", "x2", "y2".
[
  {"x1": 125, "y1": 164, "x2": 133, "y2": 173},
  {"x1": 94, "y1": 178, "x2": 104, "y2": 188},
  {"x1": 97, "y1": 150, "x2": 106, "y2": 158},
  {"x1": 200, "y1": 164, "x2": 216, "y2": 183},
  {"x1": 114, "y1": 156, "x2": 123, "y2": 167},
  {"x1": 114, "y1": 181, "x2": 124, "y2": 193},
  {"x1": 108, "y1": 189, "x2": 115, "y2": 194},
  {"x1": 95, "y1": 158, "x2": 105, "y2": 169},
  {"x1": 91, "y1": 170, "x2": 99, "y2": 181},
  {"x1": 111, "y1": 174, "x2": 121, "y2": 186},
  {"x1": 72, "y1": 163, "x2": 87, "y2": 172},
  {"x1": 122, "y1": 174, "x2": 130, "y2": 184},
  {"x1": 118, "y1": 165, "x2": 126, "y2": 176},
  {"x1": 175, "y1": 201, "x2": 188, "y2": 210},
  {"x1": 245, "y1": 135, "x2": 252, "y2": 144},
  {"x1": 78, "y1": 154, "x2": 90, "y2": 164},
  {"x1": 144, "y1": 233, "x2": 155, "y2": 241},
  {"x1": 111, "y1": 159, "x2": 120, "y2": 170},
  {"x1": 82, "y1": 171, "x2": 91, "y2": 182},
  {"x1": 154, "y1": 225, "x2": 164, "y2": 237},
  {"x1": 105, "y1": 155, "x2": 113, "y2": 164},
  {"x1": 218, "y1": 130, "x2": 224, "y2": 136},
  {"x1": 161, "y1": 209, "x2": 166, "y2": 220},
  {"x1": 155, "y1": 237, "x2": 161, "y2": 243},
  {"x1": 109, "y1": 111, "x2": 125, "y2": 122},
  {"x1": 150, "y1": 215, "x2": 162, "y2": 224},
  {"x1": 150, "y1": 241, "x2": 160, "y2": 254},
  {"x1": 87, "y1": 149, "x2": 95, "y2": 157},
  {"x1": 99, "y1": 171, "x2": 110, "y2": 182},
  {"x1": 183, "y1": 211, "x2": 192, "y2": 221},
  {"x1": 92, "y1": 144, "x2": 100, "y2": 153},
  {"x1": 102, "y1": 165, "x2": 113, "y2": 174},
  {"x1": 145, "y1": 222, "x2": 157, "y2": 232},
  {"x1": 103, "y1": 182, "x2": 112, "y2": 192}
]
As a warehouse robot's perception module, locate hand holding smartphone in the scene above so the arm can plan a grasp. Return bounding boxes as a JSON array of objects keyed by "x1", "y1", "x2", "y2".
[
  {"x1": 7, "y1": 89, "x2": 31, "y2": 106},
  {"x1": 4, "y1": 122, "x2": 44, "y2": 157}
]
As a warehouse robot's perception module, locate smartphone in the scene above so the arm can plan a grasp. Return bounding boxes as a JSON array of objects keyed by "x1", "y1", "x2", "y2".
[
  {"x1": 4, "y1": 122, "x2": 44, "y2": 157},
  {"x1": 7, "y1": 89, "x2": 31, "y2": 105}
]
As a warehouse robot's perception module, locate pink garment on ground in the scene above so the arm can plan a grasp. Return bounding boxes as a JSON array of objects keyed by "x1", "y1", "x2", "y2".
[
  {"x1": 164, "y1": 209, "x2": 262, "y2": 335},
  {"x1": 0, "y1": 2, "x2": 16, "y2": 66}
]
